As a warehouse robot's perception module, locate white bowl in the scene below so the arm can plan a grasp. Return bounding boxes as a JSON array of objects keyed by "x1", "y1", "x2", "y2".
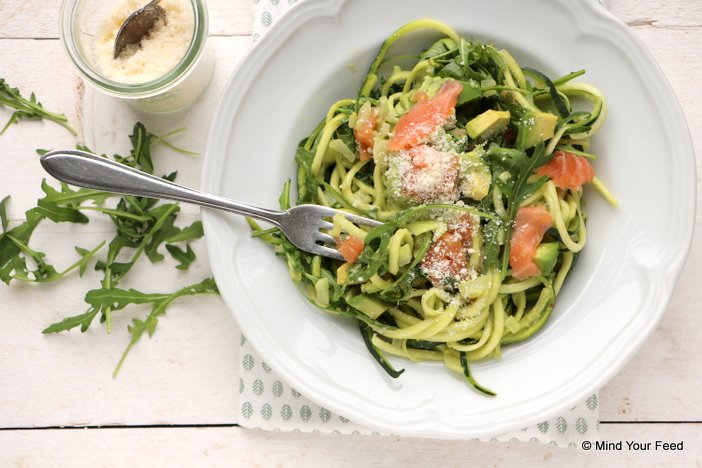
[{"x1": 201, "y1": 0, "x2": 695, "y2": 438}]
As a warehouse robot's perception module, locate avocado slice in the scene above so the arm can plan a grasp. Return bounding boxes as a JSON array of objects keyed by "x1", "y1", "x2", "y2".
[
  {"x1": 516, "y1": 110, "x2": 558, "y2": 149},
  {"x1": 347, "y1": 294, "x2": 388, "y2": 319},
  {"x1": 466, "y1": 109, "x2": 510, "y2": 139},
  {"x1": 533, "y1": 242, "x2": 560, "y2": 274},
  {"x1": 458, "y1": 150, "x2": 491, "y2": 200}
]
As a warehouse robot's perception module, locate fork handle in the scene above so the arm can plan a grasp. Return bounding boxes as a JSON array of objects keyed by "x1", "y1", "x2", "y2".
[{"x1": 40, "y1": 149, "x2": 284, "y2": 226}]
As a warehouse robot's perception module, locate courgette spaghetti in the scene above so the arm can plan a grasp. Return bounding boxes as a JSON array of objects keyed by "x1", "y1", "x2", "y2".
[{"x1": 249, "y1": 20, "x2": 613, "y2": 395}]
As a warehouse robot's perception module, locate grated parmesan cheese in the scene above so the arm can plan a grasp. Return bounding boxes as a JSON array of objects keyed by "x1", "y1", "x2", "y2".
[
  {"x1": 420, "y1": 229, "x2": 478, "y2": 288},
  {"x1": 386, "y1": 145, "x2": 460, "y2": 204},
  {"x1": 93, "y1": 0, "x2": 195, "y2": 84}
]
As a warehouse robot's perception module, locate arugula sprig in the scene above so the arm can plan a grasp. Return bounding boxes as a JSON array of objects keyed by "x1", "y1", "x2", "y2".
[
  {"x1": 1, "y1": 122, "x2": 218, "y2": 375},
  {"x1": 485, "y1": 142, "x2": 552, "y2": 276},
  {"x1": 0, "y1": 188, "x2": 106, "y2": 283},
  {"x1": 0, "y1": 78, "x2": 77, "y2": 136}
]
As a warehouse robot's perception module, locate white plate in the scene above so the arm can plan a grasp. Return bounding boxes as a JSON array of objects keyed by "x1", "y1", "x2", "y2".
[{"x1": 201, "y1": 0, "x2": 695, "y2": 438}]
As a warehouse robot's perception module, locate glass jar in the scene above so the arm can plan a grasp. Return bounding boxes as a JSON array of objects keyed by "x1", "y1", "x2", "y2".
[{"x1": 60, "y1": 0, "x2": 214, "y2": 113}]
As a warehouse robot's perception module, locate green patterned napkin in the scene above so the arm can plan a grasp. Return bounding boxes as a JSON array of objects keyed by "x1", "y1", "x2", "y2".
[
  {"x1": 244, "y1": 0, "x2": 604, "y2": 446},
  {"x1": 240, "y1": 334, "x2": 599, "y2": 446}
]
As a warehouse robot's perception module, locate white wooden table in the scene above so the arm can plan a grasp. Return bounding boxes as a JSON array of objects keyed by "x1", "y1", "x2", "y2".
[{"x1": 0, "y1": 0, "x2": 700, "y2": 465}]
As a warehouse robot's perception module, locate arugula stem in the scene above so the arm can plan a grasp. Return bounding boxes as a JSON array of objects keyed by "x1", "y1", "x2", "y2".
[
  {"x1": 50, "y1": 192, "x2": 109, "y2": 204},
  {"x1": 103, "y1": 203, "x2": 179, "y2": 334},
  {"x1": 156, "y1": 128, "x2": 187, "y2": 139},
  {"x1": 113, "y1": 338, "x2": 135, "y2": 377},
  {"x1": 151, "y1": 128, "x2": 199, "y2": 156},
  {"x1": 112, "y1": 280, "x2": 219, "y2": 377},
  {"x1": 0, "y1": 79, "x2": 77, "y2": 135},
  {"x1": 105, "y1": 308, "x2": 113, "y2": 334},
  {"x1": 128, "y1": 204, "x2": 180, "y2": 269},
  {"x1": 113, "y1": 295, "x2": 175, "y2": 377},
  {"x1": 123, "y1": 196, "x2": 147, "y2": 215},
  {"x1": 79, "y1": 206, "x2": 152, "y2": 222},
  {"x1": 10, "y1": 240, "x2": 105, "y2": 283}
]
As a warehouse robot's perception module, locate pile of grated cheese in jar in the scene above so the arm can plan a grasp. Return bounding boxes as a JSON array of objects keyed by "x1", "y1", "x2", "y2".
[{"x1": 93, "y1": 0, "x2": 194, "y2": 84}]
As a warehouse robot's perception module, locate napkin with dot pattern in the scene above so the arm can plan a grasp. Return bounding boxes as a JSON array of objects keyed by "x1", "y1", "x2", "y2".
[{"x1": 239, "y1": 334, "x2": 599, "y2": 446}]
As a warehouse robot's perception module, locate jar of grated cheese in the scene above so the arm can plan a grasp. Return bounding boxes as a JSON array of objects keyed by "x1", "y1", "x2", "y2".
[{"x1": 60, "y1": 0, "x2": 213, "y2": 113}]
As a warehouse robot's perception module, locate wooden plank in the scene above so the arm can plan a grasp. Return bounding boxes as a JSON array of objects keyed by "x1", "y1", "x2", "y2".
[
  {"x1": 628, "y1": 27, "x2": 702, "y2": 159},
  {"x1": 2, "y1": 0, "x2": 698, "y2": 39},
  {"x1": 608, "y1": 0, "x2": 702, "y2": 28},
  {"x1": 0, "y1": 0, "x2": 252, "y2": 39},
  {"x1": 0, "y1": 424, "x2": 700, "y2": 466},
  {"x1": 1, "y1": 0, "x2": 701, "y2": 432}
]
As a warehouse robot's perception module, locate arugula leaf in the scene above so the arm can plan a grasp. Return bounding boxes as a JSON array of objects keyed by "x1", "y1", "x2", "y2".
[
  {"x1": 0, "y1": 196, "x2": 9, "y2": 232},
  {"x1": 485, "y1": 142, "x2": 551, "y2": 276},
  {"x1": 35, "y1": 199, "x2": 89, "y2": 224},
  {"x1": 42, "y1": 307, "x2": 101, "y2": 334},
  {"x1": 0, "y1": 78, "x2": 76, "y2": 135},
  {"x1": 0, "y1": 209, "x2": 44, "y2": 284},
  {"x1": 438, "y1": 62, "x2": 464, "y2": 79},
  {"x1": 165, "y1": 244, "x2": 196, "y2": 270},
  {"x1": 420, "y1": 38, "x2": 455, "y2": 60},
  {"x1": 113, "y1": 278, "x2": 219, "y2": 376},
  {"x1": 294, "y1": 143, "x2": 319, "y2": 204},
  {"x1": 143, "y1": 204, "x2": 181, "y2": 263},
  {"x1": 150, "y1": 128, "x2": 200, "y2": 156},
  {"x1": 165, "y1": 220, "x2": 203, "y2": 243},
  {"x1": 85, "y1": 287, "x2": 175, "y2": 311},
  {"x1": 38, "y1": 179, "x2": 112, "y2": 208},
  {"x1": 128, "y1": 122, "x2": 154, "y2": 173}
]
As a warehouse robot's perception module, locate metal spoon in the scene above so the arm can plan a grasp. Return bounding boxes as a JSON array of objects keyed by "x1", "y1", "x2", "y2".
[{"x1": 113, "y1": 0, "x2": 166, "y2": 59}]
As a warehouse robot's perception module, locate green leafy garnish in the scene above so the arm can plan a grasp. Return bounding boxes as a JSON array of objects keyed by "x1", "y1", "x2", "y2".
[
  {"x1": 0, "y1": 196, "x2": 9, "y2": 231},
  {"x1": 485, "y1": 142, "x2": 551, "y2": 275},
  {"x1": 1, "y1": 122, "x2": 217, "y2": 375},
  {"x1": 113, "y1": 278, "x2": 218, "y2": 376},
  {"x1": 0, "y1": 78, "x2": 76, "y2": 135}
]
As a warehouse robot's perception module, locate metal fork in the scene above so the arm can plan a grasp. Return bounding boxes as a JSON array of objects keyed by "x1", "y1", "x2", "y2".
[{"x1": 39, "y1": 150, "x2": 382, "y2": 261}]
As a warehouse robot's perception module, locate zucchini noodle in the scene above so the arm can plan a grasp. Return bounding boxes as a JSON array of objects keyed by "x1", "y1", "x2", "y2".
[{"x1": 250, "y1": 20, "x2": 614, "y2": 396}]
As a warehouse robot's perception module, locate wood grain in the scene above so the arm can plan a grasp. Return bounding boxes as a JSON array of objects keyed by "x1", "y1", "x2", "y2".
[
  {"x1": 608, "y1": 0, "x2": 702, "y2": 28},
  {"x1": 0, "y1": 0, "x2": 252, "y2": 39}
]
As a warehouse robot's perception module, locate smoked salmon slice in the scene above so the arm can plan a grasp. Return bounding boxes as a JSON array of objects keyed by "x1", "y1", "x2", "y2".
[
  {"x1": 336, "y1": 235, "x2": 365, "y2": 263},
  {"x1": 536, "y1": 150, "x2": 595, "y2": 191},
  {"x1": 421, "y1": 215, "x2": 473, "y2": 287},
  {"x1": 509, "y1": 206, "x2": 553, "y2": 280},
  {"x1": 387, "y1": 80, "x2": 463, "y2": 151}
]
